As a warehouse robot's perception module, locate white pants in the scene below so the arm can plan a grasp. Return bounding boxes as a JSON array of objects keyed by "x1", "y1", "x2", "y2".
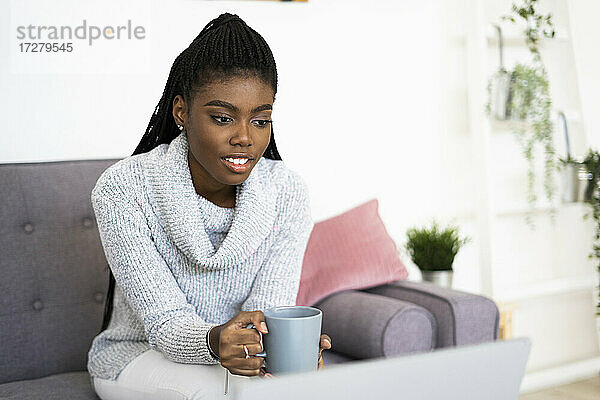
[{"x1": 92, "y1": 349, "x2": 262, "y2": 400}]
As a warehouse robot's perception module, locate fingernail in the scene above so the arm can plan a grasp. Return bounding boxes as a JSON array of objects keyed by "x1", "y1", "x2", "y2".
[
  {"x1": 324, "y1": 338, "x2": 331, "y2": 346},
  {"x1": 260, "y1": 322, "x2": 268, "y2": 333}
]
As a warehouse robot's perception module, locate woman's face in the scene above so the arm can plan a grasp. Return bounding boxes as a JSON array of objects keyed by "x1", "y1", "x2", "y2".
[{"x1": 172, "y1": 75, "x2": 274, "y2": 204}]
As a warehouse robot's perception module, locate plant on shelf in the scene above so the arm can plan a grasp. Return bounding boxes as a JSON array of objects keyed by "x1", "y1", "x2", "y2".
[
  {"x1": 485, "y1": 0, "x2": 559, "y2": 227},
  {"x1": 565, "y1": 148, "x2": 600, "y2": 315},
  {"x1": 404, "y1": 219, "x2": 471, "y2": 274}
]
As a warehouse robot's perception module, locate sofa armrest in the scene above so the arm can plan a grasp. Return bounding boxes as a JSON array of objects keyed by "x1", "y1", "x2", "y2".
[
  {"x1": 360, "y1": 280, "x2": 500, "y2": 349},
  {"x1": 313, "y1": 289, "x2": 436, "y2": 360}
]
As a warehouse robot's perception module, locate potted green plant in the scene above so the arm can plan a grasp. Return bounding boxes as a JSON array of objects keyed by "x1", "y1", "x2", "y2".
[
  {"x1": 558, "y1": 143, "x2": 596, "y2": 204},
  {"x1": 580, "y1": 149, "x2": 600, "y2": 203},
  {"x1": 567, "y1": 148, "x2": 600, "y2": 317},
  {"x1": 485, "y1": 0, "x2": 559, "y2": 226},
  {"x1": 404, "y1": 219, "x2": 471, "y2": 288},
  {"x1": 555, "y1": 110, "x2": 591, "y2": 204},
  {"x1": 565, "y1": 148, "x2": 600, "y2": 347}
]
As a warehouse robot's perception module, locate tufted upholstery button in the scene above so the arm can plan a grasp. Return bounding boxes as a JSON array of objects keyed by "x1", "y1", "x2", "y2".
[
  {"x1": 23, "y1": 223, "x2": 34, "y2": 233},
  {"x1": 32, "y1": 300, "x2": 43, "y2": 311},
  {"x1": 94, "y1": 292, "x2": 104, "y2": 303},
  {"x1": 83, "y1": 217, "x2": 93, "y2": 228}
]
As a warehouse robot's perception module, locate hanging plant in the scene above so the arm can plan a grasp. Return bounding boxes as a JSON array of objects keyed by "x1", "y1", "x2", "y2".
[
  {"x1": 485, "y1": 0, "x2": 559, "y2": 227},
  {"x1": 508, "y1": 62, "x2": 556, "y2": 225}
]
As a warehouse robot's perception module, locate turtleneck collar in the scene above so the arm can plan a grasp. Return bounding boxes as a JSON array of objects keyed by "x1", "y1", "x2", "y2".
[{"x1": 145, "y1": 132, "x2": 277, "y2": 270}]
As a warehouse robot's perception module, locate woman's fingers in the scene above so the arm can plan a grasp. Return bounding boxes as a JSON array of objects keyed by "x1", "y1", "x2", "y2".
[
  {"x1": 237, "y1": 343, "x2": 264, "y2": 358},
  {"x1": 223, "y1": 345, "x2": 264, "y2": 377},
  {"x1": 319, "y1": 334, "x2": 332, "y2": 350},
  {"x1": 317, "y1": 334, "x2": 330, "y2": 370},
  {"x1": 259, "y1": 366, "x2": 274, "y2": 378}
]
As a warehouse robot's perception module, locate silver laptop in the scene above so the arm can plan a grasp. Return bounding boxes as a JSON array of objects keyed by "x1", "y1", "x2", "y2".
[{"x1": 230, "y1": 337, "x2": 531, "y2": 400}]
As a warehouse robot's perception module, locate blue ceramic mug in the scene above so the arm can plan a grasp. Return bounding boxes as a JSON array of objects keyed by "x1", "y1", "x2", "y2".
[{"x1": 245, "y1": 305, "x2": 322, "y2": 375}]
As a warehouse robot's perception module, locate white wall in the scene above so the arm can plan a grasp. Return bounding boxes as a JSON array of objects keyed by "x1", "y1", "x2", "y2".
[{"x1": 568, "y1": 0, "x2": 600, "y2": 151}]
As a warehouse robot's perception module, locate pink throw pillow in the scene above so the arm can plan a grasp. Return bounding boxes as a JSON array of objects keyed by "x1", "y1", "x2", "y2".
[{"x1": 296, "y1": 198, "x2": 409, "y2": 306}]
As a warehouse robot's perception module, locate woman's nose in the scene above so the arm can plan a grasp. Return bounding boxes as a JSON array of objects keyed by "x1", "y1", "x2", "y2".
[{"x1": 229, "y1": 124, "x2": 252, "y2": 146}]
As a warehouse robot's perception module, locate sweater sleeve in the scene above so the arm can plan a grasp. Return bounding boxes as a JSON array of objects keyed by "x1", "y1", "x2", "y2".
[
  {"x1": 91, "y1": 183, "x2": 220, "y2": 365},
  {"x1": 240, "y1": 173, "x2": 314, "y2": 313}
]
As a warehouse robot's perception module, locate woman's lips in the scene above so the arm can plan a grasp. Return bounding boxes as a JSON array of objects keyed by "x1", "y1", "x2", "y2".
[{"x1": 221, "y1": 158, "x2": 251, "y2": 173}]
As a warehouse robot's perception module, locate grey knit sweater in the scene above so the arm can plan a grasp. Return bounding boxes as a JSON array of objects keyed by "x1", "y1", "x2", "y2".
[{"x1": 86, "y1": 132, "x2": 314, "y2": 381}]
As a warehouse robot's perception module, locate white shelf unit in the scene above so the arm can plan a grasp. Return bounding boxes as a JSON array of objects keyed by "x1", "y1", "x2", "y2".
[
  {"x1": 463, "y1": 1, "x2": 599, "y2": 389},
  {"x1": 485, "y1": 23, "x2": 570, "y2": 46},
  {"x1": 465, "y1": 0, "x2": 591, "y2": 303}
]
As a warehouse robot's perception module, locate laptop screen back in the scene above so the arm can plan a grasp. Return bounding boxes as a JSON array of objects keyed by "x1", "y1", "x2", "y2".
[{"x1": 232, "y1": 337, "x2": 531, "y2": 400}]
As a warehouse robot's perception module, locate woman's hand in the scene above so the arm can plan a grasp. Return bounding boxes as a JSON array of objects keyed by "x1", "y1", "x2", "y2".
[
  {"x1": 259, "y1": 333, "x2": 332, "y2": 377},
  {"x1": 318, "y1": 334, "x2": 332, "y2": 370},
  {"x1": 217, "y1": 310, "x2": 268, "y2": 377}
]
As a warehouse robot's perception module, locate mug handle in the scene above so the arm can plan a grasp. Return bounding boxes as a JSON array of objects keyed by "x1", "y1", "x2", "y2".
[{"x1": 245, "y1": 323, "x2": 267, "y2": 357}]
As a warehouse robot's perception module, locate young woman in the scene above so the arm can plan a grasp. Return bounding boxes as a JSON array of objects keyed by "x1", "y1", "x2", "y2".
[{"x1": 87, "y1": 12, "x2": 332, "y2": 400}]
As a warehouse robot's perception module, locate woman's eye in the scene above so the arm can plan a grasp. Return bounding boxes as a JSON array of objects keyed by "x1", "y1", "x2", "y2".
[
  {"x1": 211, "y1": 115, "x2": 272, "y2": 128},
  {"x1": 211, "y1": 116, "x2": 233, "y2": 124},
  {"x1": 253, "y1": 119, "x2": 273, "y2": 128}
]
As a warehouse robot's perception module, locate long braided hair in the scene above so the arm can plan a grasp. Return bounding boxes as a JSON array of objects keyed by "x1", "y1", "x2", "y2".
[{"x1": 99, "y1": 12, "x2": 282, "y2": 333}]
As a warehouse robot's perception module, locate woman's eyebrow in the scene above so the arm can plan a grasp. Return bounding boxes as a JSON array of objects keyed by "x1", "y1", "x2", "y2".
[{"x1": 203, "y1": 100, "x2": 272, "y2": 113}]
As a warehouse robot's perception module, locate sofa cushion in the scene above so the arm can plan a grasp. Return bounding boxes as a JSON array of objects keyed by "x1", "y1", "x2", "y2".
[
  {"x1": 0, "y1": 160, "x2": 119, "y2": 383},
  {"x1": 314, "y1": 290, "x2": 436, "y2": 359},
  {"x1": 0, "y1": 371, "x2": 99, "y2": 400},
  {"x1": 296, "y1": 198, "x2": 408, "y2": 306}
]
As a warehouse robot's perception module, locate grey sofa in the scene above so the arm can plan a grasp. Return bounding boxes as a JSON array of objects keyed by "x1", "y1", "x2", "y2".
[{"x1": 0, "y1": 159, "x2": 500, "y2": 399}]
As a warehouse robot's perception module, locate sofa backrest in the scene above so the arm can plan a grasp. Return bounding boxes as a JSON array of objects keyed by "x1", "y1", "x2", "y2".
[{"x1": 0, "y1": 158, "x2": 120, "y2": 384}]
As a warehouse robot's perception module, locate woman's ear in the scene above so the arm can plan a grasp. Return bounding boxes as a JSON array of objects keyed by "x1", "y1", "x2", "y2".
[{"x1": 172, "y1": 94, "x2": 187, "y2": 126}]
